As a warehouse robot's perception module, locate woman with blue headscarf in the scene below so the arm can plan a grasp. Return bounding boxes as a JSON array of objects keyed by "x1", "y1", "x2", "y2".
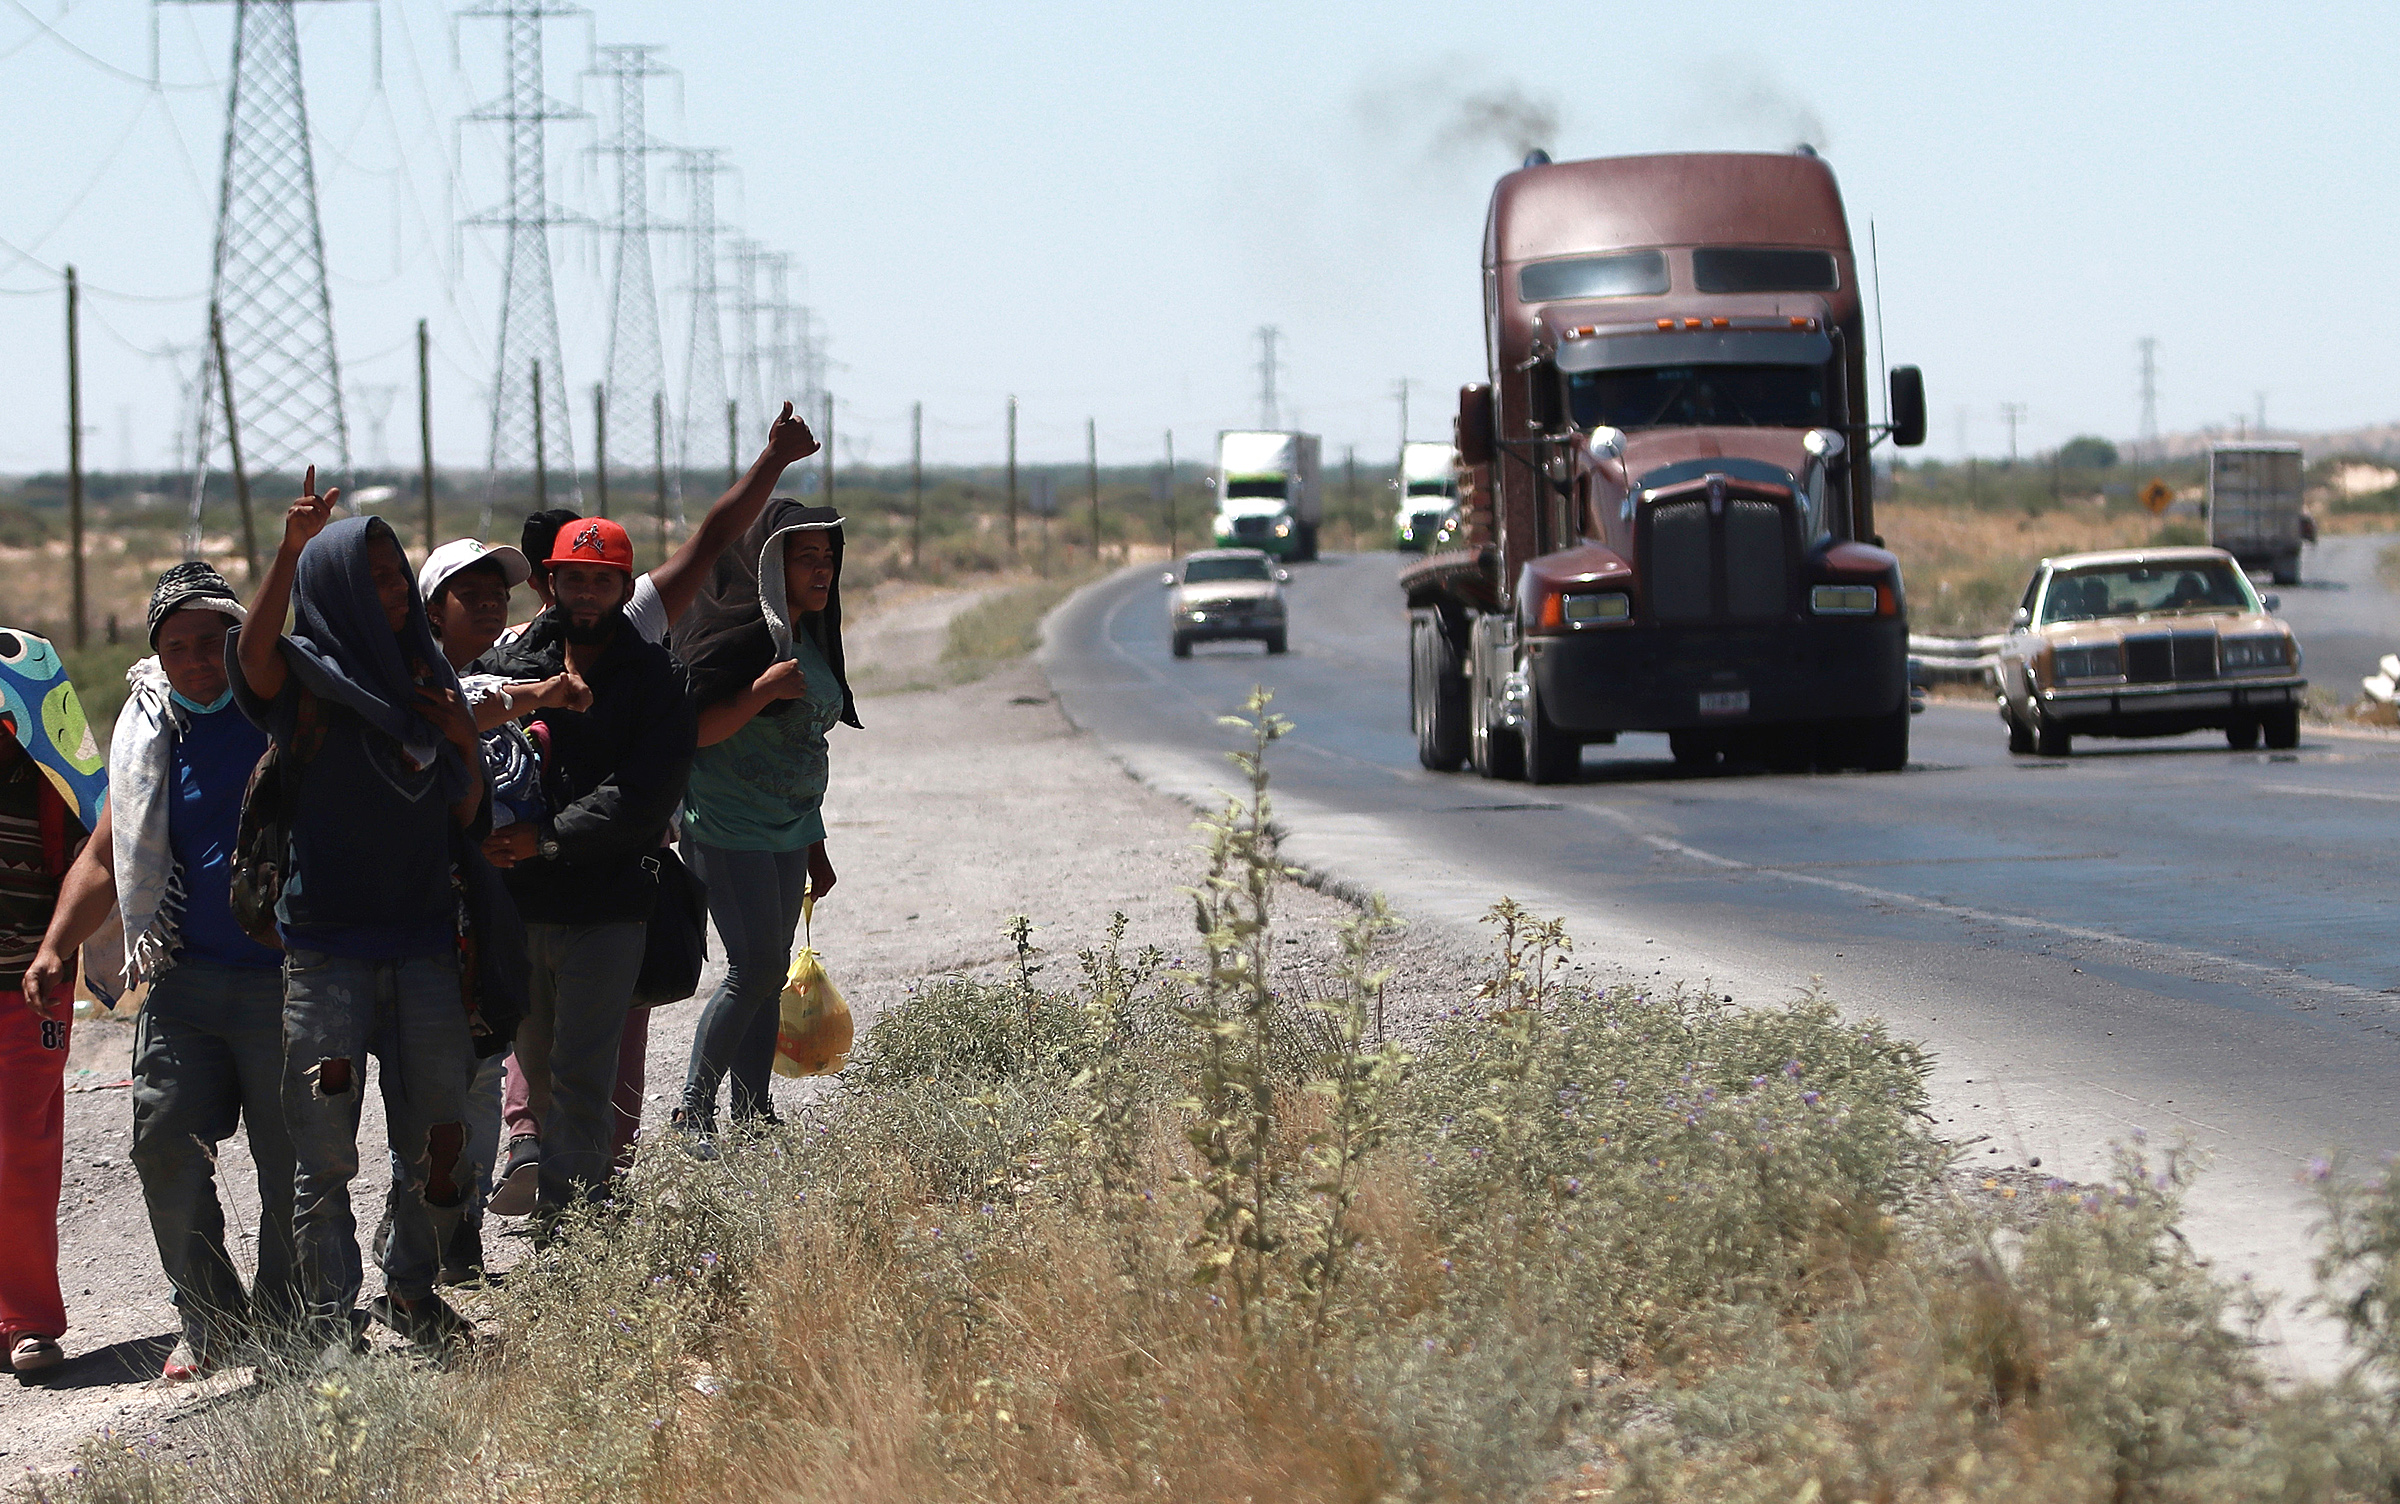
[{"x1": 231, "y1": 470, "x2": 495, "y2": 1360}]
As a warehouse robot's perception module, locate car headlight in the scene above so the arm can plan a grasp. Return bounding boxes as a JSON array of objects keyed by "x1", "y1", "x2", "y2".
[
  {"x1": 1809, "y1": 584, "x2": 1879, "y2": 616},
  {"x1": 2220, "y1": 634, "x2": 2292, "y2": 671},
  {"x1": 1560, "y1": 592, "x2": 1631, "y2": 627},
  {"x1": 1273, "y1": 520, "x2": 1291, "y2": 536},
  {"x1": 1185, "y1": 608, "x2": 1208, "y2": 622},
  {"x1": 2052, "y1": 644, "x2": 2123, "y2": 680}
]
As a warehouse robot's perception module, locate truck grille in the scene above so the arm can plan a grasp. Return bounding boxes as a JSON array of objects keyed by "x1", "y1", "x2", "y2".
[
  {"x1": 1643, "y1": 492, "x2": 1792, "y2": 623},
  {"x1": 1230, "y1": 516, "x2": 1271, "y2": 540}
]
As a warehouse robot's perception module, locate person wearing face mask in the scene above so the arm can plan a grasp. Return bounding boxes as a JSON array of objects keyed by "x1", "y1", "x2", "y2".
[
  {"x1": 25, "y1": 564, "x2": 298, "y2": 1381},
  {"x1": 670, "y1": 500, "x2": 858, "y2": 1145}
]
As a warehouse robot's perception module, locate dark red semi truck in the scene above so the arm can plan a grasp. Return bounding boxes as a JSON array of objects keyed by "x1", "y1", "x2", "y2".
[{"x1": 1402, "y1": 149, "x2": 1927, "y2": 781}]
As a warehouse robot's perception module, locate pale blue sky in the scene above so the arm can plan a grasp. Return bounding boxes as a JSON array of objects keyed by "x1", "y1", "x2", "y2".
[{"x1": 2, "y1": 0, "x2": 2393, "y2": 478}]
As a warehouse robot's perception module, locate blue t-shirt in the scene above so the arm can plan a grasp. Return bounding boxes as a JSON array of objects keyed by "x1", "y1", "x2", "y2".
[
  {"x1": 682, "y1": 629, "x2": 841, "y2": 852},
  {"x1": 166, "y1": 704, "x2": 282, "y2": 971}
]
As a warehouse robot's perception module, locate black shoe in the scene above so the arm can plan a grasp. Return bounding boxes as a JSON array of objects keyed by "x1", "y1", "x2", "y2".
[
  {"x1": 369, "y1": 1292, "x2": 475, "y2": 1352},
  {"x1": 438, "y1": 1222, "x2": 491, "y2": 1287},
  {"x1": 670, "y1": 1107, "x2": 719, "y2": 1162}
]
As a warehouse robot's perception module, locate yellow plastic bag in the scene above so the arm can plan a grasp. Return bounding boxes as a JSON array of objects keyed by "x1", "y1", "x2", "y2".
[{"x1": 773, "y1": 895, "x2": 853, "y2": 1078}]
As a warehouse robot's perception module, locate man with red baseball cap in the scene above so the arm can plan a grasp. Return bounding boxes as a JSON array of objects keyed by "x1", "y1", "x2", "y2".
[{"x1": 472, "y1": 517, "x2": 694, "y2": 1222}]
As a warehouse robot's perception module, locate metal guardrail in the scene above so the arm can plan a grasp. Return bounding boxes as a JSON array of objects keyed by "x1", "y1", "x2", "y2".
[{"x1": 1908, "y1": 632, "x2": 2003, "y2": 687}]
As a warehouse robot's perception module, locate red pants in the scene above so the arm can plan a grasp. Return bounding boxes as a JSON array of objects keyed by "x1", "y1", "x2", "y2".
[
  {"x1": 0, "y1": 1002, "x2": 68, "y2": 1343},
  {"x1": 502, "y1": 1005, "x2": 649, "y2": 1170}
]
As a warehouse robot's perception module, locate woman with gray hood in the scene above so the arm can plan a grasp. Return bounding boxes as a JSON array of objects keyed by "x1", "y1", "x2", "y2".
[{"x1": 672, "y1": 499, "x2": 857, "y2": 1141}]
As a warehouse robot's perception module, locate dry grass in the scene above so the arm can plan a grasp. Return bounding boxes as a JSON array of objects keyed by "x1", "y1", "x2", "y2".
[{"x1": 1880, "y1": 502, "x2": 2180, "y2": 635}]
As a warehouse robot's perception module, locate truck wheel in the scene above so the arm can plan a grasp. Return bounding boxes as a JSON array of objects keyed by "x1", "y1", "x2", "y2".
[
  {"x1": 1411, "y1": 612, "x2": 1468, "y2": 772},
  {"x1": 2032, "y1": 705, "x2": 2072, "y2": 758},
  {"x1": 1522, "y1": 678, "x2": 1581, "y2": 785},
  {"x1": 1852, "y1": 703, "x2": 1911, "y2": 772},
  {"x1": 2271, "y1": 556, "x2": 2300, "y2": 586},
  {"x1": 1296, "y1": 522, "x2": 1319, "y2": 562},
  {"x1": 1762, "y1": 726, "x2": 1817, "y2": 774},
  {"x1": 2261, "y1": 705, "x2": 2300, "y2": 749},
  {"x1": 1669, "y1": 731, "x2": 1719, "y2": 771},
  {"x1": 2005, "y1": 704, "x2": 2036, "y2": 755},
  {"x1": 2225, "y1": 718, "x2": 2261, "y2": 751},
  {"x1": 1264, "y1": 629, "x2": 1288, "y2": 655},
  {"x1": 1172, "y1": 632, "x2": 1192, "y2": 659}
]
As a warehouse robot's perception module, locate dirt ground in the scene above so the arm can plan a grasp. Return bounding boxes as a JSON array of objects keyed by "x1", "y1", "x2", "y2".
[{"x1": 0, "y1": 586, "x2": 1485, "y2": 1481}]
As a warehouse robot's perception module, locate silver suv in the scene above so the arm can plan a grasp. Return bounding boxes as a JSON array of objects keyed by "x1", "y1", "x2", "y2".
[{"x1": 1163, "y1": 549, "x2": 1290, "y2": 658}]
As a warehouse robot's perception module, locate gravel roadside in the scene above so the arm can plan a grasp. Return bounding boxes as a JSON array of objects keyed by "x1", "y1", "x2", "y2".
[{"x1": 1, "y1": 592, "x2": 1486, "y2": 1482}]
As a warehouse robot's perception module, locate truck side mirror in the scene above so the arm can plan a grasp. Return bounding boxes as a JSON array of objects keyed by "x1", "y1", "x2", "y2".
[
  {"x1": 2011, "y1": 606, "x2": 2031, "y2": 629},
  {"x1": 1527, "y1": 357, "x2": 1565, "y2": 433},
  {"x1": 1455, "y1": 384, "x2": 1496, "y2": 467},
  {"x1": 1160, "y1": 572, "x2": 1178, "y2": 587},
  {"x1": 1888, "y1": 366, "x2": 1927, "y2": 448}
]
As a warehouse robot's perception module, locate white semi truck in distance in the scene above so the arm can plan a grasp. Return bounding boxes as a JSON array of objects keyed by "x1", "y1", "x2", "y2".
[
  {"x1": 1213, "y1": 430, "x2": 1322, "y2": 561},
  {"x1": 2207, "y1": 443, "x2": 2307, "y2": 585},
  {"x1": 1393, "y1": 440, "x2": 1459, "y2": 552}
]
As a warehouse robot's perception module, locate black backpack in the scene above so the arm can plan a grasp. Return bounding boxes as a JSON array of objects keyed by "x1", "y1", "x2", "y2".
[{"x1": 228, "y1": 691, "x2": 325, "y2": 950}]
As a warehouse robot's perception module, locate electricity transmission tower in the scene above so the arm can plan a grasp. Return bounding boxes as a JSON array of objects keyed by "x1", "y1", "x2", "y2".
[
  {"x1": 590, "y1": 44, "x2": 671, "y2": 504},
  {"x1": 354, "y1": 383, "x2": 399, "y2": 469},
  {"x1": 179, "y1": 0, "x2": 353, "y2": 555},
  {"x1": 2136, "y1": 337, "x2": 2159, "y2": 460},
  {"x1": 1255, "y1": 325, "x2": 1282, "y2": 429},
  {"x1": 1998, "y1": 402, "x2": 2027, "y2": 466},
  {"x1": 674, "y1": 148, "x2": 732, "y2": 510},
  {"x1": 461, "y1": 0, "x2": 585, "y2": 522},
  {"x1": 727, "y1": 237, "x2": 770, "y2": 437}
]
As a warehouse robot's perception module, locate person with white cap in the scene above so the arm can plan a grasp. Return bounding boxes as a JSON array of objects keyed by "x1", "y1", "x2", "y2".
[
  {"x1": 376, "y1": 540, "x2": 588, "y2": 1282},
  {"x1": 23, "y1": 562, "x2": 297, "y2": 1381}
]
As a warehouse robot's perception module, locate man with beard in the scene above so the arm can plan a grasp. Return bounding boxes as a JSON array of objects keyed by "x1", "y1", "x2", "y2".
[{"x1": 474, "y1": 518, "x2": 694, "y2": 1221}]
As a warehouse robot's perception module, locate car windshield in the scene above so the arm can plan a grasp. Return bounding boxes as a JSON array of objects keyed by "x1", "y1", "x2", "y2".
[
  {"x1": 1568, "y1": 364, "x2": 1830, "y2": 430},
  {"x1": 1184, "y1": 557, "x2": 1272, "y2": 584},
  {"x1": 2041, "y1": 561, "x2": 2256, "y2": 623}
]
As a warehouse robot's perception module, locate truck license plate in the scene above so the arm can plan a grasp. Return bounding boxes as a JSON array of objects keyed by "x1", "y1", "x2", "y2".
[{"x1": 1698, "y1": 690, "x2": 1750, "y2": 716}]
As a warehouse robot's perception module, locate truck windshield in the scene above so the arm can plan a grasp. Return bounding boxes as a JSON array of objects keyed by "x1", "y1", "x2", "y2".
[
  {"x1": 1224, "y1": 479, "x2": 1286, "y2": 499},
  {"x1": 1185, "y1": 557, "x2": 1273, "y2": 584},
  {"x1": 1568, "y1": 364, "x2": 1830, "y2": 430},
  {"x1": 2040, "y1": 562, "x2": 2256, "y2": 623},
  {"x1": 1405, "y1": 479, "x2": 1455, "y2": 497}
]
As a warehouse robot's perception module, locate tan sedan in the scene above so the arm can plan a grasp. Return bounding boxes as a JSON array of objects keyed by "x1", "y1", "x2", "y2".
[{"x1": 1994, "y1": 547, "x2": 2305, "y2": 756}]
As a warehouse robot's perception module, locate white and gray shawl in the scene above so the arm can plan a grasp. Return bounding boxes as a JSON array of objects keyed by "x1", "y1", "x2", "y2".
[{"x1": 92, "y1": 656, "x2": 185, "y2": 999}]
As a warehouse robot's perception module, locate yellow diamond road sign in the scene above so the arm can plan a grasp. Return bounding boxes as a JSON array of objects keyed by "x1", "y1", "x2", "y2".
[{"x1": 2140, "y1": 478, "x2": 2175, "y2": 516}]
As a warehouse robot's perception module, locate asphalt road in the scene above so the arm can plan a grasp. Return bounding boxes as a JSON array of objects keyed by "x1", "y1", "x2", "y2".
[
  {"x1": 1043, "y1": 545, "x2": 2400, "y2": 1375},
  {"x1": 2275, "y1": 530, "x2": 2400, "y2": 699}
]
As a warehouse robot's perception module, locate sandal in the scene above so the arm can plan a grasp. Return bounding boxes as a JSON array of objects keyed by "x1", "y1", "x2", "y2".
[{"x1": 8, "y1": 1335, "x2": 65, "y2": 1375}]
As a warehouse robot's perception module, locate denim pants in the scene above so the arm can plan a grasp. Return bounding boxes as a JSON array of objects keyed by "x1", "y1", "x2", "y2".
[
  {"x1": 517, "y1": 922, "x2": 646, "y2": 1211},
  {"x1": 681, "y1": 841, "x2": 811, "y2": 1129},
  {"x1": 129, "y1": 959, "x2": 298, "y2": 1351},
  {"x1": 281, "y1": 948, "x2": 471, "y2": 1332},
  {"x1": 380, "y1": 1045, "x2": 504, "y2": 1267}
]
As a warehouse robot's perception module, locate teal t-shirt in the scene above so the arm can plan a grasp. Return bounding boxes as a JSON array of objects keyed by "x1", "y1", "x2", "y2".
[{"x1": 683, "y1": 628, "x2": 842, "y2": 852}]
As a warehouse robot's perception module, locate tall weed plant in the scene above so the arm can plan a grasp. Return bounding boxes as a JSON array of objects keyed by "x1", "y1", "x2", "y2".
[{"x1": 38, "y1": 692, "x2": 2400, "y2": 1503}]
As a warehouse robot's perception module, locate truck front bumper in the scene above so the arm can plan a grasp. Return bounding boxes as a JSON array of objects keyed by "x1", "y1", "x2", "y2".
[{"x1": 1529, "y1": 618, "x2": 1908, "y2": 733}]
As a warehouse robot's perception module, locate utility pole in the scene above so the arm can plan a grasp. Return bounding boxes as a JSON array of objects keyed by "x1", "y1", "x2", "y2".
[
  {"x1": 1005, "y1": 395, "x2": 1019, "y2": 557},
  {"x1": 652, "y1": 390, "x2": 668, "y2": 563},
  {"x1": 2136, "y1": 337, "x2": 2159, "y2": 463},
  {"x1": 531, "y1": 360, "x2": 547, "y2": 508},
  {"x1": 591, "y1": 382, "x2": 608, "y2": 517},
  {"x1": 724, "y1": 398, "x2": 738, "y2": 487},
  {"x1": 820, "y1": 390, "x2": 833, "y2": 510},
  {"x1": 1087, "y1": 418, "x2": 1102, "y2": 557},
  {"x1": 1164, "y1": 428, "x2": 1176, "y2": 557},
  {"x1": 1999, "y1": 402, "x2": 2027, "y2": 467},
  {"x1": 1395, "y1": 377, "x2": 1410, "y2": 453},
  {"x1": 66, "y1": 267, "x2": 86, "y2": 648},
  {"x1": 910, "y1": 400, "x2": 923, "y2": 570},
  {"x1": 209, "y1": 302, "x2": 257, "y2": 582},
  {"x1": 1254, "y1": 326, "x2": 1282, "y2": 430},
  {"x1": 463, "y1": 0, "x2": 585, "y2": 525},
  {"x1": 1346, "y1": 444, "x2": 1358, "y2": 522},
  {"x1": 417, "y1": 319, "x2": 435, "y2": 553}
]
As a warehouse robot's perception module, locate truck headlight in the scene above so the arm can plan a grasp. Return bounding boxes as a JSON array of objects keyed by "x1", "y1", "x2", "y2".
[
  {"x1": 2220, "y1": 635, "x2": 2291, "y2": 670},
  {"x1": 1274, "y1": 520, "x2": 1291, "y2": 537},
  {"x1": 1809, "y1": 584, "x2": 1879, "y2": 616},
  {"x1": 2053, "y1": 644, "x2": 2123, "y2": 680},
  {"x1": 1561, "y1": 592, "x2": 1631, "y2": 627}
]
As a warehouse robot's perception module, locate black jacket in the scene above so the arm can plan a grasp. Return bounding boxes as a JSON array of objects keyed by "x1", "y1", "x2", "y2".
[{"x1": 475, "y1": 610, "x2": 696, "y2": 925}]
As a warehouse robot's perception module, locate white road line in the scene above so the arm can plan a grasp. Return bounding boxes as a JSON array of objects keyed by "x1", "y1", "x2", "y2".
[
  {"x1": 2257, "y1": 782, "x2": 2400, "y2": 804},
  {"x1": 1575, "y1": 803, "x2": 2397, "y2": 1012}
]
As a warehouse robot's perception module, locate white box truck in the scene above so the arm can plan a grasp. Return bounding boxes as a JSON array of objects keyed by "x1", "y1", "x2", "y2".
[
  {"x1": 1213, "y1": 430, "x2": 1322, "y2": 561},
  {"x1": 2208, "y1": 443, "x2": 2306, "y2": 585},
  {"x1": 1393, "y1": 440, "x2": 1459, "y2": 552}
]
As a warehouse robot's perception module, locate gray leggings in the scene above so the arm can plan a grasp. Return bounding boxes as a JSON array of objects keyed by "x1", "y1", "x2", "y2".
[{"x1": 680, "y1": 841, "x2": 810, "y2": 1128}]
